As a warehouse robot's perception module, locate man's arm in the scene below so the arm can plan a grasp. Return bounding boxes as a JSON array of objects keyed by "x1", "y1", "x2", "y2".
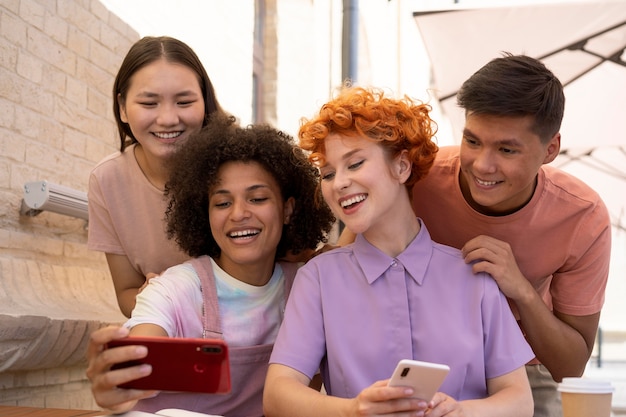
[
  {"x1": 461, "y1": 235, "x2": 599, "y2": 381},
  {"x1": 511, "y1": 283, "x2": 598, "y2": 381}
]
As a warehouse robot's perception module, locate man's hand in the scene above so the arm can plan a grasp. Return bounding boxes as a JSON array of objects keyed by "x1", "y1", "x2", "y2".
[
  {"x1": 461, "y1": 235, "x2": 599, "y2": 381},
  {"x1": 461, "y1": 235, "x2": 535, "y2": 304}
]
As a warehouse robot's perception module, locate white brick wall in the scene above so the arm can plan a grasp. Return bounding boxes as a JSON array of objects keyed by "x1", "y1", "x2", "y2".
[
  {"x1": 0, "y1": 0, "x2": 431, "y2": 410},
  {"x1": 0, "y1": 0, "x2": 135, "y2": 410},
  {"x1": 0, "y1": 366, "x2": 99, "y2": 409}
]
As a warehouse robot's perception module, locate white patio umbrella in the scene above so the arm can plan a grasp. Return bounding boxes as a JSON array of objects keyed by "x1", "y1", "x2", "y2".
[
  {"x1": 413, "y1": 0, "x2": 626, "y2": 332},
  {"x1": 413, "y1": 0, "x2": 626, "y2": 232}
]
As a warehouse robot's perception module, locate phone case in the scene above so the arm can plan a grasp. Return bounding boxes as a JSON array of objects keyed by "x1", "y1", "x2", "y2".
[
  {"x1": 388, "y1": 359, "x2": 450, "y2": 401},
  {"x1": 107, "y1": 336, "x2": 231, "y2": 394}
]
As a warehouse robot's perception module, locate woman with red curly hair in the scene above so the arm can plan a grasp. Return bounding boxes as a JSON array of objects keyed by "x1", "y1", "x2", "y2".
[{"x1": 264, "y1": 86, "x2": 534, "y2": 417}]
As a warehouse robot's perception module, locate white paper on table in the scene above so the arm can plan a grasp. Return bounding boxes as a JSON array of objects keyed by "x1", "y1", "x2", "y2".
[
  {"x1": 157, "y1": 409, "x2": 223, "y2": 417},
  {"x1": 101, "y1": 409, "x2": 223, "y2": 417}
]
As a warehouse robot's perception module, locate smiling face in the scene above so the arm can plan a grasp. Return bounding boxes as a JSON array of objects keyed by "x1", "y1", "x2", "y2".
[
  {"x1": 209, "y1": 161, "x2": 294, "y2": 285},
  {"x1": 118, "y1": 58, "x2": 205, "y2": 163},
  {"x1": 459, "y1": 113, "x2": 560, "y2": 215},
  {"x1": 319, "y1": 133, "x2": 412, "y2": 240}
]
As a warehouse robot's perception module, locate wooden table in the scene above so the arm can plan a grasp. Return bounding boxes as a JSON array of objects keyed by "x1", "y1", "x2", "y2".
[{"x1": 0, "y1": 405, "x2": 105, "y2": 416}]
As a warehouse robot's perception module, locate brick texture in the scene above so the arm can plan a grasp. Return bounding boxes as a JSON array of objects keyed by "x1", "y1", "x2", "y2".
[{"x1": 0, "y1": 0, "x2": 135, "y2": 410}]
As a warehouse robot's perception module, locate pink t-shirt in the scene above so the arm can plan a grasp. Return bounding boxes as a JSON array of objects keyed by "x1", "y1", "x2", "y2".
[
  {"x1": 412, "y1": 146, "x2": 611, "y2": 317},
  {"x1": 87, "y1": 145, "x2": 189, "y2": 277}
]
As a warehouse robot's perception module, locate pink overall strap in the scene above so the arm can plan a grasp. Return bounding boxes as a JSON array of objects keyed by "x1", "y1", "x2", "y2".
[
  {"x1": 277, "y1": 261, "x2": 298, "y2": 301},
  {"x1": 188, "y1": 256, "x2": 223, "y2": 339},
  {"x1": 189, "y1": 257, "x2": 299, "y2": 339}
]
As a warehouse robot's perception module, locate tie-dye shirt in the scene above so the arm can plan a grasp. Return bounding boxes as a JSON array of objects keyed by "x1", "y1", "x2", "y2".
[
  {"x1": 213, "y1": 258, "x2": 285, "y2": 347},
  {"x1": 126, "y1": 258, "x2": 285, "y2": 347}
]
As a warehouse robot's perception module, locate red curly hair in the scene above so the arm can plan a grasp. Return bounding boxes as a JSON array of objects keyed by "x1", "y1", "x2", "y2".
[{"x1": 298, "y1": 86, "x2": 439, "y2": 191}]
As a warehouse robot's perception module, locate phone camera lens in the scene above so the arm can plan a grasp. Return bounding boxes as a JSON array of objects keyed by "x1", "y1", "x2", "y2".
[{"x1": 201, "y1": 345, "x2": 223, "y2": 354}]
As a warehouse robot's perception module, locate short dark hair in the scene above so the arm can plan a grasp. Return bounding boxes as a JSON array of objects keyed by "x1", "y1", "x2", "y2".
[
  {"x1": 113, "y1": 36, "x2": 223, "y2": 152},
  {"x1": 164, "y1": 114, "x2": 335, "y2": 259},
  {"x1": 457, "y1": 53, "x2": 565, "y2": 142}
]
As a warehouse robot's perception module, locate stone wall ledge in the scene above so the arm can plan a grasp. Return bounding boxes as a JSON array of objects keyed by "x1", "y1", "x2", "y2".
[
  {"x1": 0, "y1": 314, "x2": 123, "y2": 373},
  {"x1": 0, "y1": 255, "x2": 126, "y2": 372}
]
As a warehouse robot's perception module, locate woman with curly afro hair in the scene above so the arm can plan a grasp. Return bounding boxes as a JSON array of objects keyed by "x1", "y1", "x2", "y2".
[
  {"x1": 164, "y1": 115, "x2": 334, "y2": 261},
  {"x1": 86, "y1": 114, "x2": 335, "y2": 417}
]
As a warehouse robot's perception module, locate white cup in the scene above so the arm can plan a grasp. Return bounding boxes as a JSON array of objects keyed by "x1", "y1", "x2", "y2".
[{"x1": 558, "y1": 377, "x2": 614, "y2": 417}]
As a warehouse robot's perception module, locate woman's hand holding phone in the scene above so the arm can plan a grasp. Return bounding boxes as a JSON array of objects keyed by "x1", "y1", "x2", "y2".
[
  {"x1": 86, "y1": 325, "x2": 156, "y2": 414},
  {"x1": 106, "y1": 335, "x2": 230, "y2": 394},
  {"x1": 387, "y1": 359, "x2": 450, "y2": 402}
]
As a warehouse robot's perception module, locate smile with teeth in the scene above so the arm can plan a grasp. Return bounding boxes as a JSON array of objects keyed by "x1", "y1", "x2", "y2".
[
  {"x1": 340, "y1": 194, "x2": 366, "y2": 208},
  {"x1": 154, "y1": 131, "x2": 183, "y2": 139},
  {"x1": 229, "y1": 229, "x2": 260, "y2": 239},
  {"x1": 476, "y1": 178, "x2": 499, "y2": 186}
]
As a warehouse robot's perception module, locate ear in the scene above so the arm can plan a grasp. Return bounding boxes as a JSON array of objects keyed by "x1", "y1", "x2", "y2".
[
  {"x1": 118, "y1": 93, "x2": 128, "y2": 124},
  {"x1": 543, "y1": 132, "x2": 561, "y2": 164},
  {"x1": 283, "y1": 197, "x2": 295, "y2": 224},
  {"x1": 394, "y1": 150, "x2": 412, "y2": 184}
]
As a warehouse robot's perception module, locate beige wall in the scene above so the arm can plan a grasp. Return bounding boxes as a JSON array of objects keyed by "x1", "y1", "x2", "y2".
[
  {"x1": 0, "y1": 0, "x2": 135, "y2": 408},
  {"x1": 98, "y1": 0, "x2": 259, "y2": 127},
  {"x1": 0, "y1": 0, "x2": 432, "y2": 409}
]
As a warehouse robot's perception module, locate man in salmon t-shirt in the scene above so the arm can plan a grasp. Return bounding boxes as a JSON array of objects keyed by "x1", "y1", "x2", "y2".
[
  {"x1": 414, "y1": 54, "x2": 610, "y2": 417},
  {"x1": 340, "y1": 53, "x2": 611, "y2": 417}
]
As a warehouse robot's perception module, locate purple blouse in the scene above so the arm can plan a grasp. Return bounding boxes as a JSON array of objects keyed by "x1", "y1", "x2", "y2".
[{"x1": 270, "y1": 219, "x2": 534, "y2": 400}]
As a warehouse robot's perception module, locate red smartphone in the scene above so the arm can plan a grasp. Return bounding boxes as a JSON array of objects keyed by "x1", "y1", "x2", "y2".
[{"x1": 107, "y1": 335, "x2": 231, "y2": 394}]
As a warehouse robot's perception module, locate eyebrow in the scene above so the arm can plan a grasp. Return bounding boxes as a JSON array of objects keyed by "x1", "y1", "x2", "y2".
[
  {"x1": 210, "y1": 184, "x2": 270, "y2": 197},
  {"x1": 134, "y1": 90, "x2": 200, "y2": 98},
  {"x1": 342, "y1": 148, "x2": 362, "y2": 160},
  {"x1": 463, "y1": 127, "x2": 523, "y2": 147},
  {"x1": 321, "y1": 147, "x2": 363, "y2": 168}
]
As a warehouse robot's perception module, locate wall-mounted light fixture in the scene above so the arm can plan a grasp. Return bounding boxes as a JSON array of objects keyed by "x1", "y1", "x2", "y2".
[{"x1": 20, "y1": 180, "x2": 89, "y2": 220}]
